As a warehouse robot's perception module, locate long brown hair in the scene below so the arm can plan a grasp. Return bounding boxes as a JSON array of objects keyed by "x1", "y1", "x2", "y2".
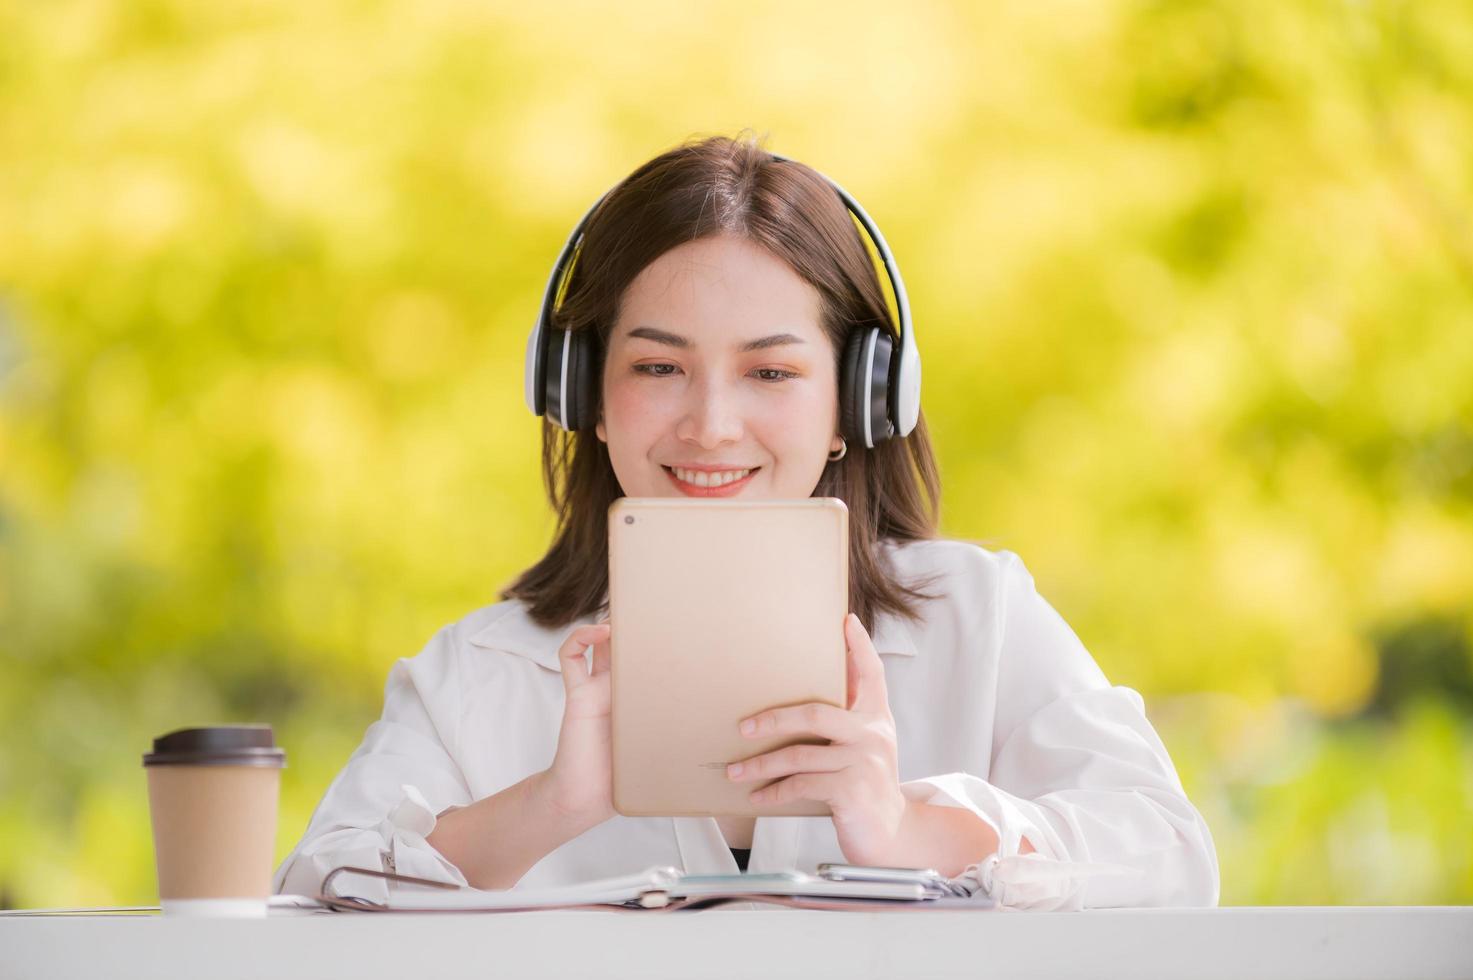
[{"x1": 501, "y1": 132, "x2": 943, "y2": 633}]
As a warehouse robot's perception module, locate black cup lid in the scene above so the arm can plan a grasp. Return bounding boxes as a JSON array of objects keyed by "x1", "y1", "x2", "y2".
[{"x1": 143, "y1": 726, "x2": 287, "y2": 768}]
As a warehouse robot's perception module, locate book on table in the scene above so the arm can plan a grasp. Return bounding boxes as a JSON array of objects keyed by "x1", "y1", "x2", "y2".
[{"x1": 302, "y1": 863, "x2": 998, "y2": 913}]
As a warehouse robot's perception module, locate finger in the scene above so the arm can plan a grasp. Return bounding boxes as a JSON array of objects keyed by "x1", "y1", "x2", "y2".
[
  {"x1": 727, "y1": 741, "x2": 850, "y2": 782},
  {"x1": 740, "y1": 701, "x2": 855, "y2": 743},
  {"x1": 846, "y1": 636, "x2": 861, "y2": 711},
  {"x1": 588, "y1": 614, "x2": 613, "y2": 676},
  {"x1": 844, "y1": 613, "x2": 888, "y2": 714},
  {"x1": 557, "y1": 623, "x2": 611, "y2": 691},
  {"x1": 749, "y1": 772, "x2": 842, "y2": 809},
  {"x1": 591, "y1": 636, "x2": 611, "y2": 676}
]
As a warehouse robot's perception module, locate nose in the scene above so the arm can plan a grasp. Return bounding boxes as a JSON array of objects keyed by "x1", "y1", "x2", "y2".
[{"x1": 674, "y1": 375, "x2": 744, "y2": 449}]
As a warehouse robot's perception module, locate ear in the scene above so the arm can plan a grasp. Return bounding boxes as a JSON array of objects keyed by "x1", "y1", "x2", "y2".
[{"x1": 596, "y1": 418, "x2": 607, "y2": 443}]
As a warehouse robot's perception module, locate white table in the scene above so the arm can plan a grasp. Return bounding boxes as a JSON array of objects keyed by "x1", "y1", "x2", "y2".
[{"x1": 4, "y1": 907, "x2": 1471, "y2": 979}]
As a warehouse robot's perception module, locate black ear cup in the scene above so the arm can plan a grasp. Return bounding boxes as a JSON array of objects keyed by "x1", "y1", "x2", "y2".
[
  {"x1": 866, "y1": 329, "x2": 895, "y2": 444},
  {"x1": 567, "y1": 329, "x2": 597, "y2": 432},
  {"x1": 542, "y1": 328, "x2": 599, "y2": 431},
  {"x1": 839, "y1": 329, "x2": 868, "y2": 445},
  {"x1": 542, "y1": 328, "x2": 565, "y2": 428},
  {"x1": 838, "y1": 327, "x2": 896, "y2": 448},
  {"x1": 842, "y1": 327, "x2": 895, "y2": 445}
]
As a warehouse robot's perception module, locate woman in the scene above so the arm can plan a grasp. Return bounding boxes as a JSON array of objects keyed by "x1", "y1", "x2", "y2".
[{"x1": 273, "y1": 134, "x2": 1220, "y2": 910}]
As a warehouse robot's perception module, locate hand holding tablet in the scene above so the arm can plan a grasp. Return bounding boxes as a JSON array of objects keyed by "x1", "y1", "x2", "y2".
[
  {"x1": 545, "y1": 496, "x2": 913, "y2": 866},
  {"x1": 725, "y1": 611, "x2": 911, "y2": 866}
]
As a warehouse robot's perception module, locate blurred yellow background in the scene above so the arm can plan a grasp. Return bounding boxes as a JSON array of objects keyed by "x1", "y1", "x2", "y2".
[{"x1": 1, "y1": 0, "x2": 1471, "y2": 908}]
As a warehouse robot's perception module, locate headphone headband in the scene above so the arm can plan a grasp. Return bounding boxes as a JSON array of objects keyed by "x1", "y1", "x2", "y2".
[{"x1": 766, "y1": 153, "x2": 921, "y2": 439}]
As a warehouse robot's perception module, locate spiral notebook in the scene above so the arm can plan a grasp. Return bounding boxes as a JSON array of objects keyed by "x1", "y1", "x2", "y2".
[{"x1": 310, "y1": 864, "x2": 999, "y2": 913}]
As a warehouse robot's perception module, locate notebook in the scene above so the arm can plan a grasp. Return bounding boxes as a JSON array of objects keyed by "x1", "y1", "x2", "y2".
[{"x1": 310, "y1": 863, "x2": 997, "y2": 913}]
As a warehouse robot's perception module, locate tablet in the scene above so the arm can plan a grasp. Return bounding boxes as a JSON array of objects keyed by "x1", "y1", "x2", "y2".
[{"x1": 607, "y1": 497, "x2": 848, "y2": 817}]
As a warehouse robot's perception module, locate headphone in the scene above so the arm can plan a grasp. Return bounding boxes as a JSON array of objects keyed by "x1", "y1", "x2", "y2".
[{"x1": 523, "y1": 153, "x2": 921, "y2": 449}]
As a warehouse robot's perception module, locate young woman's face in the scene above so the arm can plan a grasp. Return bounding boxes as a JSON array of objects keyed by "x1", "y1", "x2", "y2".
[{"x1": 596, "y1": 234, "x2": 843, "y2": 499}]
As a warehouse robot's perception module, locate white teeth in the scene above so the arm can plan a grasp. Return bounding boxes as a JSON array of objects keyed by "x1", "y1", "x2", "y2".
[{"x1": 672, "y1": 467, "x2": 752, "y2": 488}]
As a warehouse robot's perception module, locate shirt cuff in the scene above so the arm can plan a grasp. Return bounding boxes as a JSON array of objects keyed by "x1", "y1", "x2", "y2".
[
  {"x1": 375, "y1": 784, "x2": 470, "y2": 888},
  {"x1": 275, "y1": 784, "x2": 470, "y2": 904},
  {"x1": 900, "y1": 772, "x2": 1143, "y2": 911}
]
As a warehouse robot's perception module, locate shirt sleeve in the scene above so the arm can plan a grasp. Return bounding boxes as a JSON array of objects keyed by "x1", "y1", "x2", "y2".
[
  {"x1": 271, "y1": 627, "x2": 474, "y2": 903},
  {"x1": 899, "y1": 551, "x2": 1220, "y2": 910}
]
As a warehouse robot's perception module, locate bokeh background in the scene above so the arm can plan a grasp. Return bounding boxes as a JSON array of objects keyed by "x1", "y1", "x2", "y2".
[{"x1": 3, "y1": 0, "x2": 1471, "y2": 908}]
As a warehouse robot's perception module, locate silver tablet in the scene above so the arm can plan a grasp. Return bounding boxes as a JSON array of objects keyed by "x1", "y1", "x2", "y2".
[{"x1": 608, "y1": 497, "x2": 849, "y2": 817}]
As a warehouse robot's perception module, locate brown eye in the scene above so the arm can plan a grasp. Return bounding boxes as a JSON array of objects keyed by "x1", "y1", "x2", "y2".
[{"x1": 752, "y1": 369, "x2": 798, "y2": 383}]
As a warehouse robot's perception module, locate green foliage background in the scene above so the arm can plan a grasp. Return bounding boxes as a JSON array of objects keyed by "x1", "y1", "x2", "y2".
[{"x1": 2, "y1": 0, "x2": 1471, "y2": 907}]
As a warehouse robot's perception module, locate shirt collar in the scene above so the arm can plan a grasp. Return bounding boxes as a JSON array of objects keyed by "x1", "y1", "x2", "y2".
[
  {"x1": 468, "y1": 601, "x2": 919, "y2": 672},
  {"x1": 468, "y1": 602, "x2": 600, "y2": 672}
]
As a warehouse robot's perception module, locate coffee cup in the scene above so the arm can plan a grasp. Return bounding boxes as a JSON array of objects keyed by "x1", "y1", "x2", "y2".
[{"x1": 143, "y1": 726, "x2": 287, "y2": 917}]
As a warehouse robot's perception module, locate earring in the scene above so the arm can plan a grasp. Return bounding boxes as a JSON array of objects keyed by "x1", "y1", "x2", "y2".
[{"x1": 827, "y1": 438, "x2": 847, "y2": 462}]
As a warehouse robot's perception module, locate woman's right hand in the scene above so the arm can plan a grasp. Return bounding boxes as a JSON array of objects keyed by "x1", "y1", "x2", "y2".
[{"x1": 537, "y1": 620, "x2": 615, "y2": 831}]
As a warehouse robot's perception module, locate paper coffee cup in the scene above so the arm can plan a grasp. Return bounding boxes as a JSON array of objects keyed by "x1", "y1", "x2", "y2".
[{"x1": 143, "y1": 726, "x2": 286, "y2": 917}]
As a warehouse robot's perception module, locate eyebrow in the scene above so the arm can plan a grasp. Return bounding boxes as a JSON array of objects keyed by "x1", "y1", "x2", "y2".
[{"x1": 624, "y1": 326, "x2": 807, "y2": 353}]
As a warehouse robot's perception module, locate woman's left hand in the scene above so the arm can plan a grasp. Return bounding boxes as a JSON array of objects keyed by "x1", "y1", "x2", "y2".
[{"x1": 726, "y1": 613, "x2": 913, "y2": 866}]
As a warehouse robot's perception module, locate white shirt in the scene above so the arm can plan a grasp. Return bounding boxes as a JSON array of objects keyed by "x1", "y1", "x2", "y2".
[{"x1": 273, "y1": 539, "x2": 1219, "y2": 910}]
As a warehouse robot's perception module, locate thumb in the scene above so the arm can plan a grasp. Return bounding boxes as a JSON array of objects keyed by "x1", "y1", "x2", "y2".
[
  {"x1": 591, "y1": 621, "x2": 612, "y2": 676},
  {"x1": 843, "y1": 613, "x2": 884, "y2": 712}
]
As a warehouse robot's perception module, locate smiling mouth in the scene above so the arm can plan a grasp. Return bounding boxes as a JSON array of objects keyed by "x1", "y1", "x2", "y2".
[{"x1": 661, "y1": 465, "x2": 761, "y2": 493}]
